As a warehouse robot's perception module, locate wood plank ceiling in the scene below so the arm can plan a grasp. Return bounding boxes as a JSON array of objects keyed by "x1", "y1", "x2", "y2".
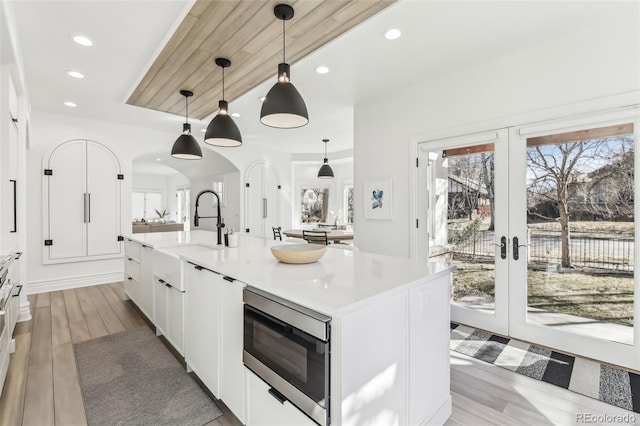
[{"x1": 127, "y1": 0, "x2": 396, "y2": 120}]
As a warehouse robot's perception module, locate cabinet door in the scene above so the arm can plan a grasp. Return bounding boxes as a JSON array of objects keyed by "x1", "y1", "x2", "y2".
[
  {"x1": 154, "y1": 277, "x2": 168, "y2": 336},
  {"x1": 167, "y1": 285, "x2": 185, "y2": 355},
  {"x1": 86, "y1": 141, "x2": 121, "y2": 256},
  {"x1": 47, "y1": 140, "x2": 87, "y2": 260},
  {"x1": 185, "y1": 265, "x2": 221, "y2": 396},
  {"x1": 220, "y1": 279, "x2": 246, "y2": 423},
  {"x1": 139, "y1": 246, "x2": 153, "y2": 320}
]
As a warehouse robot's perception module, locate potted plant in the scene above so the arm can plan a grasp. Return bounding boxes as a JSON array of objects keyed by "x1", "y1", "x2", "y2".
[{"x1": 155, "y1": 209, "x2": 169, "y2": 223}]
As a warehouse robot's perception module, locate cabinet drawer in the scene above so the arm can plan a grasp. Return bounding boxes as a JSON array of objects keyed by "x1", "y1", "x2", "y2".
[
  {"x1": 125, "y1": 256, "x2": 140, "y2": 283},
  {"x1": 125, "y1": 239, "x2": 141, "y2": 263},
  {"x1": 245, "y1": 369, "x2": 316, "y2": 426},
  {"x1": 124, "y1": 274, "x2": 140, "y2": 304}
]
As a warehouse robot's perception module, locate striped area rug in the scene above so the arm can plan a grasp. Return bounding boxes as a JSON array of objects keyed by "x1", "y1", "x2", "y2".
[{"x1": 450, "y1": 323, "x2": 640, "y2": 413}]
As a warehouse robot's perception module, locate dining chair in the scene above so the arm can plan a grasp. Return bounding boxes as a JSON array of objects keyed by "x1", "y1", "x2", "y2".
[
  {"x1": 272, "y1": 226, "x2": 282, "y2": 241},
  {"x1": 302, "y1": 230, "x2": 329, "y2": 245}
]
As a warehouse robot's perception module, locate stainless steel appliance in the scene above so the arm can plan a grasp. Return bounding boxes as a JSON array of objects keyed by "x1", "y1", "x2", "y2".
[{"x1": 243, "y1": 286, "x2": 331, "y2": 426}]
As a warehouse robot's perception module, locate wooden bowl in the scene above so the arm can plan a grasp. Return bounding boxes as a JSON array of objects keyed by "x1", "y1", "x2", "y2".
[{"x1": 270, "y1": 244, "x2": 327, "y2": 264}]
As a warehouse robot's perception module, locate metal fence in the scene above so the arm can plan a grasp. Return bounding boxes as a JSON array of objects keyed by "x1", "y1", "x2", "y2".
[{"x1": 450, "y1": 230, "x2": 634, "y2": 273}]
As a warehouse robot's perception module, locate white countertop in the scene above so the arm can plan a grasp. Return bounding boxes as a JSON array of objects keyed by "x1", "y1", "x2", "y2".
[{"x1": 132, "y1": 231, "x2": 452, "y2": 317}]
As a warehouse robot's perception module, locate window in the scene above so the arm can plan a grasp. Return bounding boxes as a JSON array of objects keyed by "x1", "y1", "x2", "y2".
[
  {"x1": 132, "y1": 191, "x2": 162, "y2": 220},
  {"x1": 176, "y1": 187, "x2": 190, "y2": 231},
  {"x1": 212, "y1": 177, "x2": 225, "y2": 207},
  {"x1": 300, "y1": 187, "x2": 329, "y2": 223},
  {"x1": 343, "y1": 185, "x2": 353, "y2": 224}
]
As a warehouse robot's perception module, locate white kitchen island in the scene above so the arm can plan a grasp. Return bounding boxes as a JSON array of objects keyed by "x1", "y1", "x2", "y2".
[{"x1": 125, "y1": 231, "x2": 452, "y2": 426}]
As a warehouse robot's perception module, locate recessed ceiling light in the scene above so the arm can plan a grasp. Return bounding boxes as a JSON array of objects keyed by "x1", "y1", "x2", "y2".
[
  {"x1": 315, "y1": 66, "x2": 329, "y2": 74},
  {"x1": 201, "y1": 128, "x2": 206, "y2": 133},
  {"x1": 384, "y1": 28, "x2": 402, "y2": 40},
  {"x1": 64, "y1": 101, "x2": 77, "y2": 107},
  {"x1": 67, "y1": 70, "x2": 84, "y2": 79},
  {"x1": 156, "y1": 158, "x2": 162, "y2": 161},
  {"x1": 231, "y1": 112, "x2": 240, "y2": 118},
  {"x1": 259, "y1": 96, "x2": 266, "y2": 102},
  {"x1": 72, "y1": 35, "x2": 93, "y2": 47}
]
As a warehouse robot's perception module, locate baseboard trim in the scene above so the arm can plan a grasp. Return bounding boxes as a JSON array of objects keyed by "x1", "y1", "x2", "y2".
[
  {"x1": 422, "y1": 395, "x2": 452, "y2": 426},
  {"x1": 27, "y1": 271, "x2": 124, "y2": 294}
]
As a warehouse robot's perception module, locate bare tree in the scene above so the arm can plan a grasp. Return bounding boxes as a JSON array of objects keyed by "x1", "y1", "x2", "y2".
[
  {"x1": 481, "y1": 152, "x2": 495, "y2": 230},
  {"x1": 527, "y1": 137, "x2": 630, "y2": 268}
]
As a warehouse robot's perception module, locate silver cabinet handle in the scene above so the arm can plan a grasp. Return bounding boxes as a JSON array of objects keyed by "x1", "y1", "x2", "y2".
[
  {"x1": 83, "y1": 193, "x2": 88, "y2": 223},
  {"x1": 262, "y1": 198, "x2": 267, "y2": 218},
  {"x1": 83, "y1": 193, "x2": 91, "y2": 223}
]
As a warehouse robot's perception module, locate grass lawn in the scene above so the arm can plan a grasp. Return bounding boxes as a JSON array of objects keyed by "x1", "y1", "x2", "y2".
[{"x1": 453, "y1": 260, "x2": 633, "y2": 326}]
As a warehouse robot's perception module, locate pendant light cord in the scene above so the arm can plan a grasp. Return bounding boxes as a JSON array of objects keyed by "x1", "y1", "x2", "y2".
[
  {"x1": 185, "y1": 96, "x2": 189, "y2": 125},
  {"x1": 282, "y1": 18, "x2": 286, "y2": 63},
  {"x1": 222, "y1": 66, "x2": 225, "y2": 100}
]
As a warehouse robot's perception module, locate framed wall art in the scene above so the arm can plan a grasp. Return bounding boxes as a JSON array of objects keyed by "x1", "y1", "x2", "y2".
[{"x1": 363, "y1": 179, "x2": 393, "y2": 220}]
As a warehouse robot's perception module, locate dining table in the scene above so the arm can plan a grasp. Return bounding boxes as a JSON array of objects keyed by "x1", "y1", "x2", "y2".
[{"x1": 283, "y1": 229, "x2": 354, "y2": 244}]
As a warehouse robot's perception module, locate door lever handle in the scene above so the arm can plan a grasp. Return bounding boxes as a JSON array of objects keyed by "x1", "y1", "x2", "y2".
[
  {"x1": 513, "y1": 236, "x2": 528, "y2": 261},
  {"x1": 491, "y1": 237, "x2": 507, "y2": 259}
]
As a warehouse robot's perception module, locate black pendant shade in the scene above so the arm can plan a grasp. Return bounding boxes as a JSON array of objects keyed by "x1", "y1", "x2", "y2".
[
  {"x1": 260, "y1": 4, "x2": 309, "y2": 129},
  {"x1": 317, "y1": 139, "x2": 334, "y2": 179},
  {"x1": 205, "y1": 58, "x2": 242, "y2": 147},
  {"x1": 171, "y1": 90, "x2": 203, "y2": 160}
]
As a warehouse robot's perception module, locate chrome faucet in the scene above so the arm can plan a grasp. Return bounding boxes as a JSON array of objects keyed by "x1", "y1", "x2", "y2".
[{"x1": 194, "y1": 189, "x2": 225, "y2": 245}]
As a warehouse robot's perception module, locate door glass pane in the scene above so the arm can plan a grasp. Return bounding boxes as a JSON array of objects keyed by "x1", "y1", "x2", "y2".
[
  {"x1": 438, "y1": 144, "x2": 497, "y2": 314},
  {"x1": 525, "y1": 123, "x2": 634, "y2": 344}
]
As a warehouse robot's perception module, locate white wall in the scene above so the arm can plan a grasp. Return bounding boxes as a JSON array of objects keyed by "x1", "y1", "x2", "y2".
[
  {"x1": 292, "y1": 160, "x2": 353, "y2": 227},
  {"x1": 354, "y1": 13, "x2": 640, "y2": 257}
]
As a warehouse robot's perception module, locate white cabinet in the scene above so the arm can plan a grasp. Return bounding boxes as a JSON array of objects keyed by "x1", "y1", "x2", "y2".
[
  {"x1": 139, "y1": 245, "x2": 153, "y2": 318},
  {"x1": 154, "y1": 275, "x2": 185, "y2": 355},
  {"x1": 245, "y1": 368, "x2": 316, "y2": 426},
  {"x1": 245, "y1": 163, "x2": 280, "y2": 237},
  {"x1": 124, "y1": 239, "x2": 152, "y2": 321},
  {"x1": 185, "y1": 261, "x2": 246, "y2": 422},
  {"x1": 219, "y1": 276, "x2": 246, "y2": 424},
  {"x1": 185, "y1": 263, "x2": 221, "y2": 397},
  {"x1": 43, "y1": 139, "x2": 122, "y2": 264}
]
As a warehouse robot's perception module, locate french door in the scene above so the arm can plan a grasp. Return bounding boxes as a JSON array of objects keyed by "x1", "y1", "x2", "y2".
[
  {"x1": 419, "y1": 107, "x2": 640, "y2": 370},
  {"x1": 419, "y1": 129, "x2": 510, "y2": 335}
]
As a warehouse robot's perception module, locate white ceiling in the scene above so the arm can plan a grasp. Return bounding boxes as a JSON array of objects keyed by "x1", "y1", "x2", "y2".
[{"x1": 8, "y1": 0, "x2": 627, "y2": 156}]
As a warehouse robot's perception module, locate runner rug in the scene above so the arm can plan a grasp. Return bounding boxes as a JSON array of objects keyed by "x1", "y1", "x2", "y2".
[
  {"x1": 74, "y1": 326, "x2": 222, "y2": 426},
  {"x1": 450, "y1": 323, "x2": 640, "y2": 413}
]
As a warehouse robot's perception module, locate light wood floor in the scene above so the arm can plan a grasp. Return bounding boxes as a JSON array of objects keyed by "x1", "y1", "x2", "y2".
[{"x1": 0, "y1": 282, "x2": 637, "y2": 426}]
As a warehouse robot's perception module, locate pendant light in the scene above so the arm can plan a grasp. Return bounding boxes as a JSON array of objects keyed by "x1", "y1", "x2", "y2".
[
  {"x1": 205, "y1": 58, "x2": 242, "y2": 147},
  {"x1": 171, "y1": 90, "x2": 203, "y2": 160},
  {"x1": 317, "y1": 139, "x2": 334, "y2": 179},
  {"x1": 260, "y1": 4, "x2": 309, "y2": 129}
]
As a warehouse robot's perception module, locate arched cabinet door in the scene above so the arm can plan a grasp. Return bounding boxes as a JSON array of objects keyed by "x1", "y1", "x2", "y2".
[
  {"x1": 43, "y1": 139, "x2": 122, "y2": 264},
  {"x1": 244, "y1": 162, "x2": 281, "y2": 238}
]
